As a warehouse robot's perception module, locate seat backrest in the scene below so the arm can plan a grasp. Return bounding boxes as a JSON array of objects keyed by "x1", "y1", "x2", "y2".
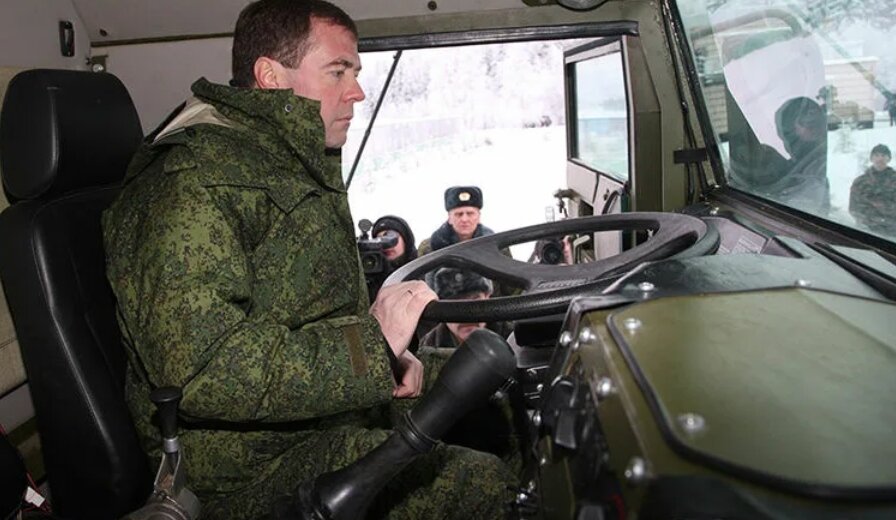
[{"x1": 0, "y1": 69, "x2": 149, "y2": 519}]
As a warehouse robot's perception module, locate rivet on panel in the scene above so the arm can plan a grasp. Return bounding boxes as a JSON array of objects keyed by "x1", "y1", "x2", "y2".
[
  {"x1": 595, "y1": 377, "x2": 615, "y2": 400},
  {"x1": 637, "y1": 281, "x2": 656, "y2": 293},
  {"x1": 624, "y1": 457, "x2": 648, "y2": 484},
  {"x1": 677, "y1": 413, "x2": 706, "y2": 436},
  {"x1": 578, "y1": 327, "x2": 596, "y2": 344},
  {"x1": 558, "y1": 331, "x2": 573, "y2": 347}
]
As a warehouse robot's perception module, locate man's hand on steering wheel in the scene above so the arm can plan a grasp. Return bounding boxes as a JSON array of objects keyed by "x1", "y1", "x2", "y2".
[{"x1": 371, "y1": 281, "x2": 437, "y2": 357}]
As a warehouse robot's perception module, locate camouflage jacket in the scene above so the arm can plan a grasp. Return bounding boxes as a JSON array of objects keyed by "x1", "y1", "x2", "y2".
[
  {"x1": 849, "y1": 166, "x2": 896, "y2": 236},
  {"x1": 103, "y1": 78, "x2": 393, "y2": 492}
]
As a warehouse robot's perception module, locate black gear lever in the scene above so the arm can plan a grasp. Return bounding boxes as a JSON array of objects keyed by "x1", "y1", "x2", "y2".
[
  {"x1": 121, "y1": 387, "x2": 200, "y2": 520},
  {"x1": 150, "y1": 386, "x2": 182, "y2": 456},
  {"x1": 280, "y1": 328, "x2": 517, "y2": 520}
]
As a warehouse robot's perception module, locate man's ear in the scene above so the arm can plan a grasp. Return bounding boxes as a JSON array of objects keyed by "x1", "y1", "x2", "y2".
[{"x1": 253, "y1": 57, "x2": 284, "y2": 89}]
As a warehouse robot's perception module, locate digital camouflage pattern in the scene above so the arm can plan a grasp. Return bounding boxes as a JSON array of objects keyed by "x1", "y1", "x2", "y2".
[
  {"x1": 849, "y1": 166, "x2": 896, "y2": 236},
  {"x1": 103, "y1": 78, "x2": 514, "y2": 519}
]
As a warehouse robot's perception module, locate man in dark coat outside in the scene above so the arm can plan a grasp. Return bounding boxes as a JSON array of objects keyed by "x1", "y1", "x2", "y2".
[
  {"x1": 418, "y1": 186, "x2": 516, "y2": 300},
  {"x1": 417, "y1": 186, "x2": 494, "y2": 255}
]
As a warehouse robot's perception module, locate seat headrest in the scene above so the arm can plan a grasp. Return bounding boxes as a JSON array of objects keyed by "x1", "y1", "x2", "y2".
[{"x1": 0, "y1": 69, "x2": 142, "y2": 201}]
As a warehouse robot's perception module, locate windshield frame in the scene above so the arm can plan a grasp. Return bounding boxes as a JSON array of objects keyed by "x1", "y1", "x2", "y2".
[{"x1": 358, "y1": 21, "x2": 639, "y2": 53}]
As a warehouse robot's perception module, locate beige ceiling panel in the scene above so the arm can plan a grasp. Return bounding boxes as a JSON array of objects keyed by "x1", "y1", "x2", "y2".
[{"x1": 74, "y1": 0, "x2": 525, "y2": 43}]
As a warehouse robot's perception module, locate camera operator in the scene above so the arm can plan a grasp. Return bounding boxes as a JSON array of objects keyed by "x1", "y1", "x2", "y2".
[
  {"x1": 373, "y1": 215, "x2": 417, "y2": 268},
  {"x1": 360, "y1": 215, "x2": 417, "y2": 302}
]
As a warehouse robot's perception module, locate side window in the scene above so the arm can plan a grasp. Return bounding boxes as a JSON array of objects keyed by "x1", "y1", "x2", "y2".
[
  {"x1": 568, "y1": 43, "x2": 630, "y2": 182},
  {"x1": 565, "y1": 39, "x2": 632, "y2": 260}
]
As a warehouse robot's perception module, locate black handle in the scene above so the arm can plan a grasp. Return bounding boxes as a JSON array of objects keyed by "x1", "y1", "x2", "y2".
[
  {"x1": 288, "y1": 328, "x2": 517, "y2": 520},
  {"x1": 407, "y1": 328, "x2": 516, "y2": 442},
  {"x1": 150, "y1": 386, "x2": 182, "y2": 440}
]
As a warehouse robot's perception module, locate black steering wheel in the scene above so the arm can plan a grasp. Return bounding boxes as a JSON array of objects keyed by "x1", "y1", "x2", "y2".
[{"x1": 383, "y1": 212, "x2": 718, "y2": 322}]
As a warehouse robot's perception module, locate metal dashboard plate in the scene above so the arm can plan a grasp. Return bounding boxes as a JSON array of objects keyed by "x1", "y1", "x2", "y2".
[{"x1": 606, "y1": 288, "x2": 896, "y2": 499}]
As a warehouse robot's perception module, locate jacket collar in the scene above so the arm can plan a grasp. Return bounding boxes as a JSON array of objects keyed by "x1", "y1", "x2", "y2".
[
  {"x1": 187, "y1": 78, "x2": 345, "y2": 193},
  {"x1": 430, "y1": 222, "x2": 494, "y2": 251}
]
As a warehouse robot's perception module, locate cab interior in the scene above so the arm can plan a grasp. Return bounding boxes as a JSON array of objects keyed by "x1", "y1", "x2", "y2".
[{"x1": 1, "y1": 0, "x2": 895, "y2": 519}]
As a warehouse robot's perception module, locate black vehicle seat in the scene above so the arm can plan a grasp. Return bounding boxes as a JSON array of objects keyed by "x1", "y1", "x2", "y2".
[
  {"x1": 0, "y1": 433, "x2": 26, "y2": 519},
  {"x1": 0, "y1": 69, "x2": 150, "y2": 519}
]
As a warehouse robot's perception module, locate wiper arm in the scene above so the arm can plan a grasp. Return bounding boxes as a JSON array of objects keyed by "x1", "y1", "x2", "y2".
[
  {"x1": 811, "y1": 243, "x2": 896, "y2": 301},
  {"x1": 345, "y1": 50, "x2": 403, "y2": 190}
]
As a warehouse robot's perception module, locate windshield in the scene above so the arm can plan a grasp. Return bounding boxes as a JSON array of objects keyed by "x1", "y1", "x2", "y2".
[{"x1": 678, "y1": 0, "x2": 896, "y2": 242}]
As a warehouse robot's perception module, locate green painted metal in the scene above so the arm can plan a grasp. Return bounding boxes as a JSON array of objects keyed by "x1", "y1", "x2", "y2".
[{"x1": 608, "y1": 289, "x2": 896, "y2": 491}]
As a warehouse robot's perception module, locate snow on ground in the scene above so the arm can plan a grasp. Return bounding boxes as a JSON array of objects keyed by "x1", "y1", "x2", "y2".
[{"x1": 344, "y1": 126, "x2": 567, "y2": 260}]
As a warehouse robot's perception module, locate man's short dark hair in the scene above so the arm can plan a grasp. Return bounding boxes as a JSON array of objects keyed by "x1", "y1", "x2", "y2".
[
  {"x1": 871, "y1": 144, "x2": 891, "y2": 158},
  {"x1": 231, "y1": 0, "x2": 358, "y2": 88}
]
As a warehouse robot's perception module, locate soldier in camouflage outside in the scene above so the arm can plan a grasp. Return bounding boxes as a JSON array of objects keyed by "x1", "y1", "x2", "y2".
[
  {"x1": 102, "y1": 0, "x2": 515, "y2": 518},
  {"x1": 849, "y1": 144, "x2": 896, "y2": 237}
]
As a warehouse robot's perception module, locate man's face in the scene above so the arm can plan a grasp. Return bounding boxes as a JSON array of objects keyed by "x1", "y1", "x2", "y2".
[
  {"x1": 447, "y1": 206, "x2": 481, "y2": 240},
  {"x1": 871, "y1": 152, "x2": 891, "y2": 171},
  {"x1": 445, "y1": 292, "x2": 489, "y2": 343},
  {"x1": 280, "y1": 19, "x2": 365, "y2": 148},
  {"x1": 376, "y1": 229, "x2": 405, "y2": 260}
]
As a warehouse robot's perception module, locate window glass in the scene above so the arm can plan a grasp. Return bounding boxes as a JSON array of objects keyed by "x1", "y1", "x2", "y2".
[
  {"x1": 679, "y1": 0, "x2": 896, "y2": 240},
  {"x1": 571, "y1": 49, "x2": 630, "y2": 180}
]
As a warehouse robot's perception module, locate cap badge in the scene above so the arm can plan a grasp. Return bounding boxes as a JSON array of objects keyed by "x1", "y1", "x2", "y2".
[{"x1": 459, "y1": 192, "x2": 471, "y2": 201}]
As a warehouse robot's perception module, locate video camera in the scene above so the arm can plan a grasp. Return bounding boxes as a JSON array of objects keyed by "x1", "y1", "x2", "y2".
[
  {"x1": 356, "y1": 218, "x2": 398, "y2": 275},
  {"x1": 534, "y1": 237, "x2": 565, "y2": 265}
]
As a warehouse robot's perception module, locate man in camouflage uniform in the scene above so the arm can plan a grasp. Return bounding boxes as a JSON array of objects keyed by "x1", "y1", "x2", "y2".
[
  {"x1": 102, "y1": 1, "x2": 515, "y2": 518},
  {"x1": 849, "y1": 144, "x2": 896, "y2": 237}
]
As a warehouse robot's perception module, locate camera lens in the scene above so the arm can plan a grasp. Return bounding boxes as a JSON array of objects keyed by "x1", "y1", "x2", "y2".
[
  {"x1": 541, "y1": 242, "x2": 563, "y2": 264},
  {"x1": 361, "y1": 252, "x2": 381, "y2": 273}
]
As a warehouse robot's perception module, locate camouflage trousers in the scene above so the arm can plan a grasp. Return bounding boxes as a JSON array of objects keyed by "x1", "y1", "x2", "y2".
[
  {"x1": 199, "y1": 424, "x2": 516, "y2": 519},
  {"x1": 199, "y1": 348, "x2": 518, "y2": 519}
]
